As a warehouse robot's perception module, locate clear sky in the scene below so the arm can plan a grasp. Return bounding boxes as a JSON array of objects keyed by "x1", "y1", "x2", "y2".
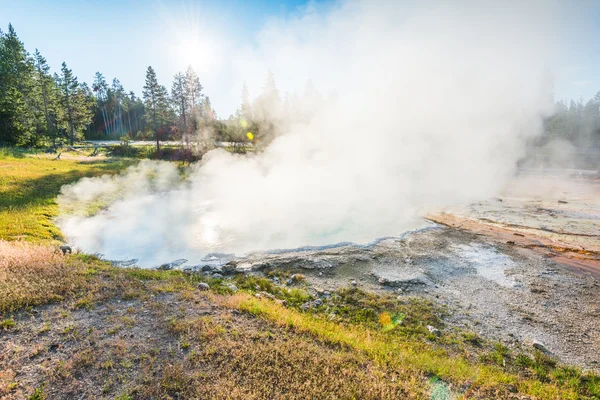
[{"x1": 3, "y1": 0, "x2": 600, "y2": 116}]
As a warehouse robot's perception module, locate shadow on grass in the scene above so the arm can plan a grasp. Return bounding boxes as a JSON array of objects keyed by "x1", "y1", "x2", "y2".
[{"x1": 0, "y1": 161, "x2": 129, "y2": 209}]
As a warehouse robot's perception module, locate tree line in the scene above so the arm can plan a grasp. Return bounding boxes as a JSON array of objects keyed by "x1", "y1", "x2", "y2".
[
  {"x1": 0, "y1": 23, "x2": 216, "y2": 148},
  {"x1": 6, "y1": 21, "x2": 596, "y2": 152},
  {"x1": 544, "y1": 94, "x2": 600, "y2": 148},
  {"x1": 0, "y1": 24, "x2": 94, "y2": 146}
]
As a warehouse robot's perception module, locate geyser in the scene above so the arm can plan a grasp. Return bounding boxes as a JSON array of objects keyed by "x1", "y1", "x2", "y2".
[{"x1": 58, "y1": 0, "x2": 559, "y2": 267}]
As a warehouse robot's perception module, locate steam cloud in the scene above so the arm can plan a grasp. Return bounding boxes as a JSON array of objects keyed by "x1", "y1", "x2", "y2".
[{"x1": 58, "y1": 0, "x2": 560, "y2": 266}]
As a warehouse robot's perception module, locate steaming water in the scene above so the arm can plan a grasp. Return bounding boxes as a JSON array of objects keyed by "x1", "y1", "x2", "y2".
[{"x1": 59, "y1": 206, "x2": 427, "y2": 268}]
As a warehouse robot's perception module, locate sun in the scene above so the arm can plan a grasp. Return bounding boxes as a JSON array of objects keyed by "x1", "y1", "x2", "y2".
[{"x1": 175, "y1": 35, "x2": 216, "y2": 74}]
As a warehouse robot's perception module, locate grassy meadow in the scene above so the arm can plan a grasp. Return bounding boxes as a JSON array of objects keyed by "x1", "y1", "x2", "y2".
[{"x1": 0, "y1": 149, "x2": 599, "y2": 399}]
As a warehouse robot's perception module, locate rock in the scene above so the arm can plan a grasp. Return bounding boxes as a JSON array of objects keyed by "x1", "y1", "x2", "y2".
[
  {"x1": 314, "y1": 299, "x2": 323, "y2": 307},
  {"x1": 197, "y1": 282, "x2": 210, "y2": 291},
  {"x1": 158, "y1": 263, "x2": 173, "y2": 271},
  {"x1": 558, "y1": 200, "x2": 568, "y2": 204},
  {"x1": 351, "y1": 280, "x2": 358, "y2": 286},
  {"x1": 427, "y1": 325, "x2": 441, "y2": 337},
  {"x1": 258, "y1": 291, "x2": 275, "y2": 300},
  {"x1": 212, "y1": 273, "x2": 223, "y2": 279},
  {"x1": 378, "y1": 277, "x2": 390, "y2": 285},
  {"x1": 250, "y1": 262, "x2": 270, "y2": 271},
  {"x1": 59, "y1": 245, "x2": 72, "y2": 255},
  {"x1": 301, "y1": 302, "x2": 311, "y2": 310},
  {"x1": 201, "y1": 265, "x2": 215, "y2": 272},
  {"x1": 323, "y1": 291, "x2": 331, "y2": 297},
  {"x1": 222, "y1": 263, "x2": 237, "y2": 275},
  {"x1": 532, "y1": 340, "x2": 549, "y2": 353},
  {"x1": 226, "y1": 283, "x2": 238, "y2": 292},
  {"x1": 286, "y1": 279, "x2": 293, "y2": 286}
]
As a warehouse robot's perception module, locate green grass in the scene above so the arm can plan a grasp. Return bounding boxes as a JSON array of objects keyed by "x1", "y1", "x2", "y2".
[
  {"x1": 223, "y1": 291, "x2": 600, "y2": 399},
  {"x1": 0, "y1": 150, "x2": 134, "y2": 243}
]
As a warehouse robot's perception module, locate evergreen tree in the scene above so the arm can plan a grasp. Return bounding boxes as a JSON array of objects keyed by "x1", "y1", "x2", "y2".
[
  {"x1": 171, "y1": 72, "x2": 187, "y2": 135},
  {"x1": 143, "y1": 66, "x2": 171, "y2": 150},
  {"x1": 56, "y1": 62, "x2": 92, "y2": 145},
  {"x1": 203, "y1": 96, "x2": 215, "y2": 120},
  {"x1": 111, "y1": 78, "x2": 126, "y2": 136},
  {"x1": 241, "y1": 82, "x2": 252, "y2": 120},
  {"x1": 92, "y1": 72, "x2": 110, "y2": 136},
  {"x1": 33, "y1": 49, "x2": 59, "y2": 141},
  {"x1": 0, "y1": 24, "x2": 39, "y2": 145},
  {"x1": 184, "y1": 65, "x2": 203, "y2": 110}
]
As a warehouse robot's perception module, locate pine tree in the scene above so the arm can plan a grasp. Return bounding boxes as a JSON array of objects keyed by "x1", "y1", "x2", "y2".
[
  {"x1": 33, "y1": 49, "x2": 59, "y2": 141},
  {"x1": 0, "y1": 24, "x2": 39, "y2": 145},
  {"x1": 111, "y1": 78, "x2": 126, "y2": 136},
  {"x1": 184, "y1": 65, "x2": 203, "y2": 110},
  {"x1": 203, "y1": 96, "x2": 215, "y2": 120},
  {"x1": 241, "y1": 82, "x2": 252, "y2": 120},
  {"x1": 92, "y1": 72, "x2": 111, "y2": 136},
  {"x1": 171, "y1": 72, "x2": 187, "y2": 136},
  {"x1": 56, "y1": 62, "x2": 92, "y2": 145},
  {"x1": 143, "y1": 66, "x2": 171, "y2": 151}
]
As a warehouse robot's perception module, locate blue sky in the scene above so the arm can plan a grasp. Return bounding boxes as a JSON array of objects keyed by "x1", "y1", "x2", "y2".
[{"x1": 3, "y1": 0, "x2": 600, "y2": 115}]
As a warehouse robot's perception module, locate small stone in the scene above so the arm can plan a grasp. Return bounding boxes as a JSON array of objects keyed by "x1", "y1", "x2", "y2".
[
  {"x1": 427, "y1": 325, "x2": 441, "y2": 337},
  {"x1": 212, "y1": 273, "x2": 223, "y2": 279},
  {"x1": 286, "y1": 279, "x2": 293, "y2": 286},
  {"x1": 314, "y1": 299, "x2": 323, "y2": 307},
  {"x1": 396, "y1": 288, "x2": 403, "y2": 293},
  {"x1": 59, "y1": 245, "x2": 72, "y2": 255},
  {"x1": 197, "y1": 282, "x2": 210, "y2": 291},
  {"x1": 301, "y1": 302, "x2": 311, "y2": 310},
  {"x1": 318, "y1": 271, "x2": 323, "y2": 276},
  {"x1": 323, "y1": 291, "x2": 331, "y2": 297},
  {"x1": 378, "y1": 277, "x2": 389, "y2": 285},
  {"x1": 532, "y1": 340, "x2": 549, "y2": 352},
  {"x1": 201, "y1": 265, "x2": 214, "y2": 272},
  {"x1": 351, "y1": 280, "x2": 358, "y2": 286},
  {"x1": 397, "y1": 295, "x2": 403, "y2": 300},
  {"x1": 226, "y1": 283, "x2": 238, "y2": 292}
]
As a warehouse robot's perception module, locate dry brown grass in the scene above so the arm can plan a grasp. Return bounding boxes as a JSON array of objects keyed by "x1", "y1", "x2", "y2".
[
  {"x1": 135, "y1": 308, "x2": 415, "y2": 399},
  {"x1": 0, "y1": 240, "x2": 88, "y2": 314}
]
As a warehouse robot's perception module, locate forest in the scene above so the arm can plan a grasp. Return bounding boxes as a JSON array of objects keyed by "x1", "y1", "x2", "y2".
[
  {"x1": 0, "y1": 23, "x2": 286, "y2": 152},
  {"x1": 1, "y1": 22, "x2": 599, "y2": 152}
]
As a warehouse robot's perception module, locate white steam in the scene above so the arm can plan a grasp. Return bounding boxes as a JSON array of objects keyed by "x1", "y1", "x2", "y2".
[{"x1": 58, "y1": 0, "x2": 560, "y2": 266}]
